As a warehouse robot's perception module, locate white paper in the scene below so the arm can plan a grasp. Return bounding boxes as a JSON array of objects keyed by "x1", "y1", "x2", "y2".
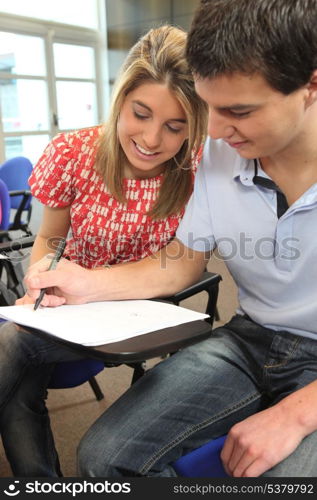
[{"x1": 0, "y1": 300, "x2": 209, "y2": 346}]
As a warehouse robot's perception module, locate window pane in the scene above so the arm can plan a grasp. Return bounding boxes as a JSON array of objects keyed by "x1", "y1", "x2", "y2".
[
  {"x1": 54, "y1": 44, "x2": 95, "y2": 79},
  {"x1": 0, "y1": 0, "x2": 98, "y2": 29},
  {"x1": 5, "y1": 135, "x2": 50, "y2": 164},
  {"x1": 0, "y1": 79, "x2": 49, "y2": 132},
  {"x1": 56, "y1": 81, "x2": 97, "y2": 129},
  {"x1": 0, "y1": 32, "x2": 46, "y2": 76}
]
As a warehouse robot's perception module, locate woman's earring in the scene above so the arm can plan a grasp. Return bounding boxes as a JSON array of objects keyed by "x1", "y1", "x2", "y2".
[
  {"x1": 173, "y1": 156, "x2": 181, "y2": 167},
  {"x1": 173, "y1": 156, "x2": 191, "y2": 170}
]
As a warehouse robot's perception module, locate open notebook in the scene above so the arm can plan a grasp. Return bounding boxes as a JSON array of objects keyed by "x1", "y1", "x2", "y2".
[{"x1": 0, "y1": 300, "x2": 209, "y2": 346}]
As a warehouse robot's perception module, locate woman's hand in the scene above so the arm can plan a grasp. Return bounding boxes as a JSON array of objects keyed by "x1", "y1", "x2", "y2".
[
  {"x1": 15, "y1": 294, "x2": 35, "y2": 305},
  {"x1": 23, "y1": 255, "x2": 92, "y2": 306}
]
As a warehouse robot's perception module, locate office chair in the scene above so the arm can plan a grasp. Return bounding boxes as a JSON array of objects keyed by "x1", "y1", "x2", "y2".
[
  {"x1": 0, "y1": 234, "x2": 105, "y2": 400},
  {"x1": 0, "y1": 178, "x2": 11, "y2": 232},
  {"x1": 0, "y1": 181, "x2": 32, "y2": 300},
  {"x1": 0, "y1": 235, "x2": 222, "y2": 403},
  {"x1": 47, "y1": 270, "x2": 221, "y2": 399},
  {"x1": 173, "y1": 434, "x2": 229, "y2": 477},
  {"x1": 0, "y1": 156, "x2": 33, "y2": 236},
  {"x1": 0, "y1": 232, "x2": 228, "y2": 476}
]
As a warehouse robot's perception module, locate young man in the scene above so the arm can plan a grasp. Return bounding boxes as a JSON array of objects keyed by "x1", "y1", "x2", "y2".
[{"x1": 26, "y1": 0, "x2": 317, "y2": 477}]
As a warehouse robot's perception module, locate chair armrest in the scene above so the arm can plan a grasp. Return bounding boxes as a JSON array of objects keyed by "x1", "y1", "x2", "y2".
[
  {"x1": 164, "y1": 271, "x2": 222, "y2": 326},
  {"x1": 0, "y1": 234, "x2": 35, "y2": 253},
  {"x1": 9, "y1": 189, "x2": 32, "y2": 198}
]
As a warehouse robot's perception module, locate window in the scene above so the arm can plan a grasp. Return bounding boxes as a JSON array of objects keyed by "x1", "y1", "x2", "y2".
[
  {"x1": 0, "y1": 2, "x2": 107, "y2": 164},
  {"x1": 54, "y1": 43, "x2": 98, "y2": 130},
  {"x1": 0, "y1": 31, "x2": 50, "y2": 162},
  {"x1": 0, "y1": 0, "x2": 98, "y2": 29}
]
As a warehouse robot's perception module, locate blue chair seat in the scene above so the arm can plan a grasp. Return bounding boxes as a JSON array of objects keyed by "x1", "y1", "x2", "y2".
[
  {"x1": 173, "y1": 435, "x2": 229, "y2": 477},
  {"x1": 48, "y1": 359, "x2": 105, "y2": 388}
]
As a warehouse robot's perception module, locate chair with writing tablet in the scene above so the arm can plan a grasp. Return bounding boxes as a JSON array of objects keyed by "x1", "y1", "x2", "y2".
[
  {"x1": 0, "y1": 235, "x2": 222, "y2": 402},
  {"x1": 44, "y1": 270, "x2": 222, "y2": 399}
]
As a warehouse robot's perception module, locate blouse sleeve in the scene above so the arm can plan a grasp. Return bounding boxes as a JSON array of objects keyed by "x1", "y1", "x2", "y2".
[{"x1": 29, "y1": 132, "x2": 77, "y2": 208}]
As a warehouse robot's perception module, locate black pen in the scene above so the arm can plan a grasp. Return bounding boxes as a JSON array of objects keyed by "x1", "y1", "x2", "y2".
[{"x1": 33, "y1": 238, "x2": 67, "y2": 311}]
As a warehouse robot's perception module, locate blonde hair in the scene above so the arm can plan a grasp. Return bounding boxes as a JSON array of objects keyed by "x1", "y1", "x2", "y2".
[{"x1": 96, "y1": 25, "x2": 208, "y2": 219}]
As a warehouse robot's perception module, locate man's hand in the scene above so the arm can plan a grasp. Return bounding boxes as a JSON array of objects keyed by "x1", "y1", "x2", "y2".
[
  {"x1": 221, "y1": 404, "x2": 305, "y2": 477},
  {"x1": 23, "y1": 255, "x2": 93, "y2": 306}
]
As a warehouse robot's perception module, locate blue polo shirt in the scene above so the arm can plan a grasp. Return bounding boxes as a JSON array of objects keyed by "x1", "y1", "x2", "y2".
[{"x1": 176, "y1": 136, "x2": 317, "y2": 339}]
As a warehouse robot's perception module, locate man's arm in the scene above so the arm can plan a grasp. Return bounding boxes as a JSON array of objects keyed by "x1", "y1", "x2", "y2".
[
  {"x1": 221, "y1": 380, "x2": 317, "y2": 477},
  {"x1": 24, "y1": 238, "x2": 210, "y2": 306}
]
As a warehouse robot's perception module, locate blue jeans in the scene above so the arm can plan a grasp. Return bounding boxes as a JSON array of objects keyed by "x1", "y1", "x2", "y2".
[
  {"x1": 0, "y1": 321, "x2": 87, "y2": 476},
  {"x1": 78, "y1": 315, "x2": 317, "y2": 477}
]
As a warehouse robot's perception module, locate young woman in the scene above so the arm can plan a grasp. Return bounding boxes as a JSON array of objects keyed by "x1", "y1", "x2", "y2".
[
  {"x1": 20, "y1": 24, "x2": 207, "y2": 282},
  {"x1": 0, "y1": 25, "x2": 207, "y2": 476}
]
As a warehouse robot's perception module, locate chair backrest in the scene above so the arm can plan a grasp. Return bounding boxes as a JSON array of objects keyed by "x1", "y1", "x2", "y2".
[
  {"x1": 0, "y1": 156, "x2": 33, "y2": 210},
  {"x1": 0, "y1": 178, "x2": 11, "y2": 230}
]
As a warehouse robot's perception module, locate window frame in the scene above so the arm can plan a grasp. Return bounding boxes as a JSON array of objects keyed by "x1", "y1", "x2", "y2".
[{"x1": 0, "y1": 5, "x2": 108, "y2": 163}]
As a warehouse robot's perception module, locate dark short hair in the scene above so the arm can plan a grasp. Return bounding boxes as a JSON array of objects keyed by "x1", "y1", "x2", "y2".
[{"x1": 187, "y1": 0, "x2": 317, "y2": 94}]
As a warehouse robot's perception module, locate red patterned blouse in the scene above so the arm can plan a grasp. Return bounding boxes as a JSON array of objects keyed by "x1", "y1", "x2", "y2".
[{"x1": 29, "y1": 126, "x2": 200, "y2": 269}]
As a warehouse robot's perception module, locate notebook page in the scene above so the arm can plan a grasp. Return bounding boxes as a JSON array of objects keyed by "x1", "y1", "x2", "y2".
[{"x1": 0, "y1": 300, "x2": 209, "y2": 346}]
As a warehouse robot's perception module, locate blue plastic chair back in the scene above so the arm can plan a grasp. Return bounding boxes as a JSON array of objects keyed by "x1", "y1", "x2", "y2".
[
  {"x1": 48, "y1": 359, "x2": 105, "y2": 389},
  {"x1": 173, "y1": 435, "x2": 229, "y2": 477},
  {"x1": 0, "y1": 178, "x2": 11, "y2": 230},
  {"x1": 0, "y1": 156, "x2": 33, "y2": 210}
]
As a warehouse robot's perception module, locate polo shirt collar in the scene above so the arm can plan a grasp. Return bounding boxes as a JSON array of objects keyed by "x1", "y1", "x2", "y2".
[
  {"x1": 233, "y1": 158, "x2": 256, "y2": 186},
  {"x1": 233, "y1": 156, "x2": 317, "y2": 207}
]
